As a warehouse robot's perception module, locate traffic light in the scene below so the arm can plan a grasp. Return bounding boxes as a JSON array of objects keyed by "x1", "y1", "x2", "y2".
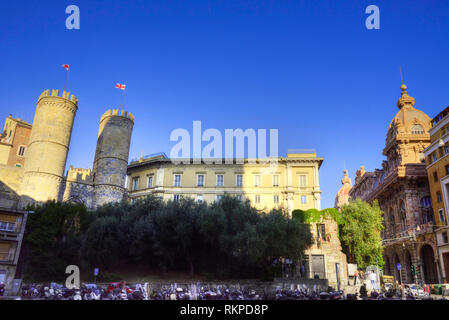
[{"x1": 411, "y1": 264, "x2": 416, "y2": 276}]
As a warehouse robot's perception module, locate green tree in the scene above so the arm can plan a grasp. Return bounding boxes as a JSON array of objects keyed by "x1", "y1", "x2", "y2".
[
  {"x1": 338, "y1": 199, "x2": 384, "y2": 269},
  {"x1": 22, "y1": 201, "x2": 90, "y2": 281}
]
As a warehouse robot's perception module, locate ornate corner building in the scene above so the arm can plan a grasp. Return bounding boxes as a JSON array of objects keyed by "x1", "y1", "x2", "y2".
[{"x1": 347, "y1": 84, "x2": 440, "y2": 284}]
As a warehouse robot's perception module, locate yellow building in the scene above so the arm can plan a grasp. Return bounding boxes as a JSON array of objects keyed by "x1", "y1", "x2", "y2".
[
  {"x1": 127, "y1": 150, "x2": 351, "y2": 288},
  {"x1": 423, "y1": 106, "x2": 449, "y2": 281},
  {"x1": 127, "y1": 149, "x2": 323, "y2": 214},
  {"x1": 0, "y1": 207, "x2": 28, "y2": 294}
]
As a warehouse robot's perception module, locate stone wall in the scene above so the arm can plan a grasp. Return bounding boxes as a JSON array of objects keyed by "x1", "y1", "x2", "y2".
[
  {"x1": 0, "y1": 164, "x2": 24, "y2": 209},
  {"x1": 62, "y1": 166, "x2": 95, "y2": 208},
  {"x1": 305, "y1": 217, "x2": 348, "y2": 288}
]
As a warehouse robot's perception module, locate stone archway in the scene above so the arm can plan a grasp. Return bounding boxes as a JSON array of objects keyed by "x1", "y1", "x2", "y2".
[
  {"x1": 393, "y1": 254, "x2": 401, "y2": 283},
  {"x1": 421, "y1": 244, "x2": 438, "y2": 284},
  {"x1": 404, "y1": 250, "x2": 413, "y2": 284}
]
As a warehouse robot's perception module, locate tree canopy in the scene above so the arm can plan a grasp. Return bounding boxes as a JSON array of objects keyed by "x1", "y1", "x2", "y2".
[
  {"x1": 21, "y1": 195, "x2": 313, "y2": 281},
  {"x1": 338, "y1": 199, "x2": 384, "y2": 269}
]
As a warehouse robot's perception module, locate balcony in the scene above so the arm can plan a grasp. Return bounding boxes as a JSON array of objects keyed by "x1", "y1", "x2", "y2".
[
  {"x1": 0, "y1": 231, "x2": 20, "y2": 241},
  {"x1": 0, "y1": 225, "x2": 21, "y2": 241},
  {"x1": 0, "y1": 253, "x2": 15, "y2": 264}
]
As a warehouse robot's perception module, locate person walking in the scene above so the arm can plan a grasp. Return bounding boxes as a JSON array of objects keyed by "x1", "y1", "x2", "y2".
[
  {"x1": 354, "y1": 270, "x2": 359, "y2": 285},
  {"x1": 369, "y1": 270, "x2": 377, "y2": 291},
  {"x1": 300, "y1": 263, "x2": 305, "y2": 278}
]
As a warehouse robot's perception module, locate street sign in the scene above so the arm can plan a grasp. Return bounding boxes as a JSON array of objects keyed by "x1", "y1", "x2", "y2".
[
  {"x1": 94, "y1": 268, "x2": 99, "y2": 276},
  {"x1": 397, "y1": 263, "x2": 401, "y2": 271}
]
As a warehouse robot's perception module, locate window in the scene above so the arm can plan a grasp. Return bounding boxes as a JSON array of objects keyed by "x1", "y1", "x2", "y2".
[
  {"x1": 197, "y1": 194, "x2": 203, "y2": 204},
  {"x1": 174, "y1": 174, "x2": 181, "y2": 187},
  {"x1": 236, "y1": 174, "x2": 243, "y2": 187},
  {"x1": 0, "y1": 221, "x2": 15, "y2": 232},
  {"x1": 216, "y1": 195, "x2": 223, "y2": 201},
  {"x1": 147, "y1": 176, "x2": 153, "y2": 188},
  {"x1": 399, "y1": 201, "x2": 407, "y2": 231},
  {"x1": 317, "y1": 224, "x2": 326, "y2": 241},
  {"x1": 420, "y1": 196, "x2": 432, "y2": 208},
  {"x1": 445, "y1": 146, "x2": 449, "y2": 156},
  {"x1": 301, "y1": 196, "x2": 307, "y2": 204},
  {"x1": 272, "y1": 175, "x2": 280, "y2": 187},
  {"x1": 254, "y1": 175, "x2": 261, "y2": 187},
  {"x1": 236, "y1": 195, "x2": 243, "y2": 201},
  {"x1": 443, "y1": 232, "x2": 449, "y2": 244},
  {"x1": 433, "y1": 152, "x2": 438, "y2": 162},
  {"x1": 173, "y1": 194, "x2": 180, "y2": 201},
  {"x1": 216, "y1": 175, "x2": 224, "y2": 187},
  {"x1": 299, "y1": 175, "x2": 307, "y2": 188},
  {"x1": 434, "y1": 171, "x2": 439, "y2": 182},
  {"x1": 437, "y1": 191, "x2": 442, "y2": 203},
  {"x1": 197, "y1": 175, "x2": 204, "y2": 187},
  {"x1": 132, "y1": 177, "x2": 139, "y2": 191},
  {"x1": 255, "y1": 195, "x2": 261, "y2": 204},
  {"x1": 273, "y1": 195, "x2": 279, "y2": 204},
  {"x1": 17, "y1": 146, "x2": 26, "y2": 156},
  {"x1": 411, "y1": 124, "x2": 424, "y2": 134},
  {"x1": 439, "y1": 208, "x2": 447, "y2": 225},
  {"x1": 445, "y1": 164, "x2": 449, "y2": 175}
]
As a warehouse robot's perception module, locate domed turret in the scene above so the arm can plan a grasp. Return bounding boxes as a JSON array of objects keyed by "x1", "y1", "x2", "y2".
[
  {"x1": 335, "y1": 169, "x2": 352, "y2": 211},
  {"x1": 384, "y1": 84, "x2": 431, "y2": 164}
]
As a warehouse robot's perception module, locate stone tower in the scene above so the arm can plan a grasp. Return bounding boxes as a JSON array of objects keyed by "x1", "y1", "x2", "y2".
[
  {"x1": 19, "y1": 89, "x2": 78, "y2": 208},
  {"x1": 93, "y1": 109, "x2": 134, "y2": 207}
]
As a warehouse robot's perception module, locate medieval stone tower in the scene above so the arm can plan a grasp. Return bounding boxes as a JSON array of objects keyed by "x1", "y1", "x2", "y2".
[
  {"x1": 93, "y1": 109, "x2": 134, "y2": 207},
  {"x1": 19, "y1": 89, "x2": 78, "y2": 208}
]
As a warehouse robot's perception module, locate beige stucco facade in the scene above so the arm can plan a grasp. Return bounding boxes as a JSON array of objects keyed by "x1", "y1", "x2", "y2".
[{"x1": 127, "y1": 151, "x2": 323, "y2": 214}]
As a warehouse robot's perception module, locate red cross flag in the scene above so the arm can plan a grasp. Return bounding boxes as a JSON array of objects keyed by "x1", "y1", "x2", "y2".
[
  {"x1": 62, "y1": 64, "x2": 70, "y2": 71},
  {"x1": 116, "y1": 83, "x2": 126, "y2": 90}
]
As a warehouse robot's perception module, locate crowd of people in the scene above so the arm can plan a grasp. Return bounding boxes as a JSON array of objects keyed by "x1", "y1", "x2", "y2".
[{"x1": 352, "y1": 269, "x2": 446, "y2": 299}]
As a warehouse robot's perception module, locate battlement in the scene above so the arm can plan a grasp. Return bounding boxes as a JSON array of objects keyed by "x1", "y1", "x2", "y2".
[
  {"x1": 38, "y1": 89, "x2": 78, "y2": 105},
  {"x1": 100, "y1": 109, "x2": 135, "y2": 123},
  {"x1": 66, "y1": 165, "x2": 94, "y2": 184}
]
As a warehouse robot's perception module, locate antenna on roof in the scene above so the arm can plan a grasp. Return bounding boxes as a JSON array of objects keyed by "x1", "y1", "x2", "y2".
[{"x1": 400, "y1": 66, "x2": 404, "y2": 85}]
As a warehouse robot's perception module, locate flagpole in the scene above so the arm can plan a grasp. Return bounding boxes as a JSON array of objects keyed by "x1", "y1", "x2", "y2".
[
  {"x1": 64, "y1": 68, "x2": 69, "y2": 92},
  {"x1": 123, "y1": 88, "x2": 126, "y2": 109}
]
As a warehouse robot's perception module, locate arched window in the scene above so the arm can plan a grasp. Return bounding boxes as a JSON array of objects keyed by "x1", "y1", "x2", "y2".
[
  {"x1": 411, "y1": 124, "x2": 424, "y2": 134},
  {"x1": 399, "y1": 201, "x2": 407, "y2": 231},
  {"x1": 420, "y1": 196, "x2": 434, "y2": 224},
  {"x1": 420, "y1": 196, "x2": 432, "y2": 208}
]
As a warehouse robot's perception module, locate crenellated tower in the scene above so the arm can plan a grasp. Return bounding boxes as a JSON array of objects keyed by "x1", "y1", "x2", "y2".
[
  {"x1": 93, "y1": 109, "x2": 134, "y2": 207},
  {"x1": 19, "y1": 89, "x2": 78, "y2": 208}
]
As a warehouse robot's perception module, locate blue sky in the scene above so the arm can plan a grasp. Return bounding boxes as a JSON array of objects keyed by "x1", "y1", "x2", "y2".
[{"x1": 1, "y1": 0, "x2": 449, "y2": 209}]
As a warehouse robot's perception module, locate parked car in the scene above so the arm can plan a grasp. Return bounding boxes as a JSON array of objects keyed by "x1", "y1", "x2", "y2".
[{"x1": 406, "y1": 284, "x2": 425, "y2": 297}]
